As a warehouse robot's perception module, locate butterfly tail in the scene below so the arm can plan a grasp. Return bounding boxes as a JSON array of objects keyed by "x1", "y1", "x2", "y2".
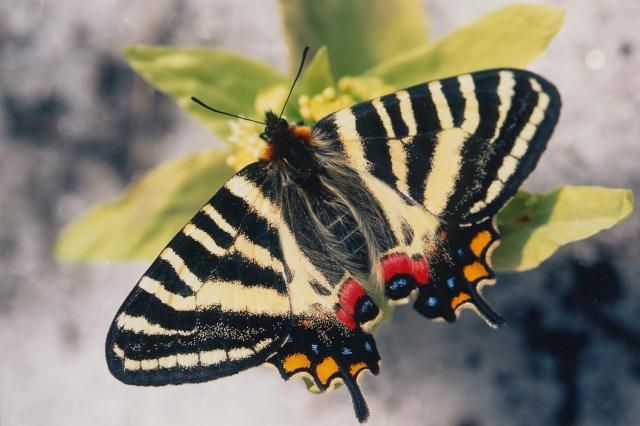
[{"x1": 412, "y1": 220, "x2": 504, "y2": 327}]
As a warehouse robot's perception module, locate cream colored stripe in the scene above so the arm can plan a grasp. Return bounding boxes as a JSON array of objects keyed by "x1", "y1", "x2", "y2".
[
  {"x1": 113, "y1": 344, "x2": 125, "y2": 359},
  {"x1": 116, "y1": 313, "x2": 194, "y2": 336},
  {"x1": 490, "y1": 71, "x2": 516, "y2": 143},
  {"x1": 253, "y1": 338, "x2": 274, "y2": 353},
  {"x1": 529, "y1": 79, "x2": 550, "y2": 126},
  {"x1": 124, "y1": 359, "x2": 141, "y2": 371},
  {"x1": 225, "y1": 175, "x2": 338, "y2": 315},
  {"x1": 373, "y1": 96, "x2": 411, "y2": 194},
  {"x1": 177, "y1": 353, "x2": 199, "y2": 367},
  {"x1": 458, "y1": 75, "x2": 480, "y2": 134},
  {"x1": 333, "y1": 108, "x2": 368, "y2": 172},
  {"x1": 389, "y1": 139, "x2": 410, "y2": 195},
  {"x1": 202, "y1": 204, "x2": 237, "y2": 236},
  {"x1": 497, "y1": 156, "x2": 519, "y2": 182},
  {"x1": 423, "y1": 128, "x2": 468, "y2": 215},
  {"x1": 200, "y1": 349, "x2": 226, "y2": 366},
  {"x1": 197, "y1": 280, "x2": 290, "y2": 315},
  {"x1": 225, "y1": 175, "x2": 330, "y2": 288},
  {"x1": 372, "y1": 98, "x2": 395, "y2": 138},
  {"x1": 141, "y1": 359, "x2": 159, "y2": 371},
  {"x1": 428, "y1": 81, "x2": 454, "y2": 129},
  {"x1": 396, "y1": 90, "x2": 417, "y2": 135},
  {"x1": 234, "y1": 235, "x2": 284, "y2": 273},
  {"x1": 228, "y1": 347, "x2": 254, "y2": 361},
  {"x1": 121, "y1": 348, "x2": 230, "y2": 371},
  {"x1": 138, "y1": 276, "x2": 196, "y2": 311},
  {"x1": 483, "y1": 77, "x2": 552, "y2": 206},
  {"x1": 183, "y1": 224, "x2": 226, "y2": 256},
  {"x1": 160, "y1": 248, "x2": 204, "y2": 292},
  {"x1": 158, "y1": 355, "x2": 177, "y2": 368}
]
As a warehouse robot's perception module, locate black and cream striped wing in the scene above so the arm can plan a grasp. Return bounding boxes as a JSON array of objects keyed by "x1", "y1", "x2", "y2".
[
  {"x1": 106, "y1": 163, "x2": 291, "y2": 385},
  {"x1": 315, "y1": 68, "x2": 561, "y2": 224},
  {"x1": 312, "y1": 69, "x2": 560, "y2": 325}
]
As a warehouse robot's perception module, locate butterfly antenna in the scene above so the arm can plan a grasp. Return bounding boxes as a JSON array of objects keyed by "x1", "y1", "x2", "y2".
[
  {"x1": 191, "y1": 97, "x2": 266, "y2": 125},
  {"x1": 279, "y1": 46, "x2": 310, "y2": 119}
]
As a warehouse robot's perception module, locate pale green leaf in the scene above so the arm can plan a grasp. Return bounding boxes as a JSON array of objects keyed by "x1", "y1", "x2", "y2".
[
  {"x1": 278, "y1": 0, "x2": 428, "y2": 78},
  {"x1": 55, "y1": 150, "x2": 235, "y2": 261},
  {"x1": 367, "y1": 4, "x2": 564, "y2": 88},
  {"x1": 124, "y1": 46, "x2": 286, "y2": 140},
  {"x1": 298, "y1": 46, "x2": 335, "y2": 96},
  {"x1": 494, "y1": 186, "x2": 634, "y2": 272}
]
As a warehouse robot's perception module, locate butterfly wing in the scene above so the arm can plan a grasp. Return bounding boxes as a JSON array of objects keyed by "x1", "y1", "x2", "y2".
[
  {"x1": 223, "y1": 169, "x2": 385, "y2": 422},
  {"x1": 313, "y1": 68, "x2": 561, "y2": 324},
  {"x1": 106, "y1": 163, "x2": 292, "y2": 385}
]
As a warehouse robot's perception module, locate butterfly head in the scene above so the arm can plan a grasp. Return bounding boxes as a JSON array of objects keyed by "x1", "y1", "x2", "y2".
[
  {"x1": 259, "y1": 111, "x2": 317, "y2": 183},
  {"x1": 262, "y1": 111, "x2": 290, "y2": 141}
]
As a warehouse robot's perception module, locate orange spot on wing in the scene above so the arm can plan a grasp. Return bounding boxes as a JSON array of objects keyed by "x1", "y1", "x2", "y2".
[
  {"x1": 451, "y1": 292, "x2": 472, "y2": 310},
  {"x1": 464, "y1": 261, "x2": 489, "y2": 282},
  {"x1": 470, "y1": 230, "x2": 492, "y2": 257},
  {"x1": 283, "y1": 353, "x2": 311, "y2": 373},
  {"x1": 349, "y1": 362, "x2": 368, "y2": 377},
  {"x1": 316, "y1": 356, "x2": 339, "y2": 385}
]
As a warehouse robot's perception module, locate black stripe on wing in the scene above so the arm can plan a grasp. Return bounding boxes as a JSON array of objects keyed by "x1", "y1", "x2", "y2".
[
  {"x1": 447, "y1": 70, "x2": 561, "y2": 222},
  {"x1": 315, "y1": 68, "x2": 561, "y2": 224},
  {"x1": 106, "y1": 163, "x2": 291, "y2": 386}
]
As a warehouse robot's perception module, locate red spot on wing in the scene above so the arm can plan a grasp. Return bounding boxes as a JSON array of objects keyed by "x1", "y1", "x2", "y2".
[
  {"x1": 381, "y1": 254, "x2": 430, "y2": 286},
  {"x1": 336, "y1": 278, "x2": 366, "y2": 329}
]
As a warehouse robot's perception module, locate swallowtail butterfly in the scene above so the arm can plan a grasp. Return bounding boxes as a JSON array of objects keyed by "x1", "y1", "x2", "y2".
[{"x1": 106, "y1": 48, "x2": 561, "y2": 422}]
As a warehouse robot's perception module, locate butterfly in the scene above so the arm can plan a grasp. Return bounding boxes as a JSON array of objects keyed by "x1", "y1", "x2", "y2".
[{"x1": 106, "y1": 47, "x2": 561, "y2": 422}]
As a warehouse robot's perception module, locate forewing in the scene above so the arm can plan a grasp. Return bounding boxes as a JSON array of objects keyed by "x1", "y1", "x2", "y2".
[
  {"x1": 315, "y1": 68, "x2": 561, "y2": 224},
  {"x1": 106, "y1": 163, "x2": 291, "y2": 385}
]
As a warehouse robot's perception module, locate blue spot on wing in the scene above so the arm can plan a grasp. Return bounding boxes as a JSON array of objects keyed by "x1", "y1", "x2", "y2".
[{"x1": 447, "y1": 277, "x2": 456, "y2": 289}]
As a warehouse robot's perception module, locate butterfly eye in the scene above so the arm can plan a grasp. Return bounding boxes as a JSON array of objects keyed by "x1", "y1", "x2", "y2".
[{"x1": 278, "y1": 118, "x2": 288, "y2": 127}]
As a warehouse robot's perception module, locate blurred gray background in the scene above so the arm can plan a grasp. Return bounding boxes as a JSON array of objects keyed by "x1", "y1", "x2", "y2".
[{"x1": 1, "y1": 1, "x2": 639, "y2": 425}]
